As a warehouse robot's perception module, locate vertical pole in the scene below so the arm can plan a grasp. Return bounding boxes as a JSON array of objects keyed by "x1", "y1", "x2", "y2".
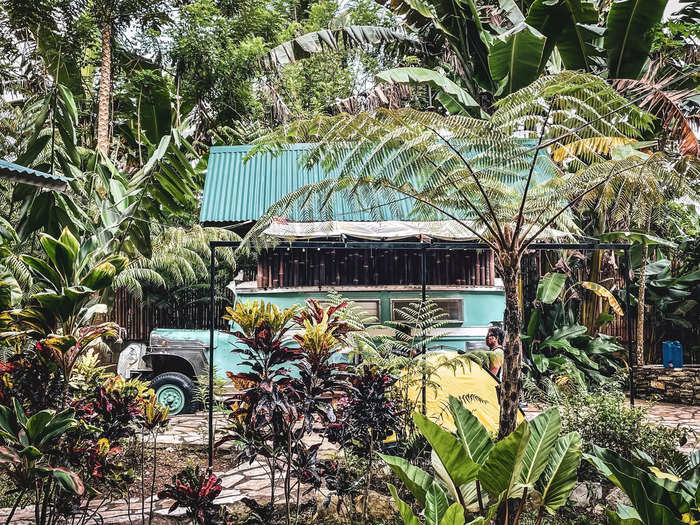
[
  {"x1": 208, "y1": 243, "x2": 216, "y2": 471},
  {"x1": 421, "y1": 243, "x2": 427, "y2": 416},
  {"x1": 624, "y1": 246, "x2": 635, "y2": 407}
]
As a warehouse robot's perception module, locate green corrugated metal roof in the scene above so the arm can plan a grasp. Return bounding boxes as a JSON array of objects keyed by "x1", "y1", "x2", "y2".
[
  {"x1": 0, "y1": 159, "x2": 72, "y2": 191},
  {"x1": 200, "y1": 143, "x2": 553, "y2": 224}
]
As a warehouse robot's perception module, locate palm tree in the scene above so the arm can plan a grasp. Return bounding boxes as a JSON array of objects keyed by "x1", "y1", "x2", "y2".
[
  {"x1": 114, "y1": 225, "x2": 241, "y2": 307},
  {"x1": 240, "y1": 72, "x2": 659, "y2": 438},
  {"x1": 84, "y1": 0, "x2": 168, "y2": 154}
]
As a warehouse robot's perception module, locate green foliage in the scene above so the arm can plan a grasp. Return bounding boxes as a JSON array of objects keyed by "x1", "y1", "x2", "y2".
[
  {"x1": 525, "y1": 271, "x2": 625, "y2": 388},
  {"x1": 620, "y1": 258, "x2": 699, "y2": 353},
  {"x1": 605, "y1": 0, "x2": 667, "y2": 79},
  {"x1": 1, "y1": 227, "x2": 126, "y2": 338},
  {"x1": 488, "y1": 23, "x2": 547, "y2": 96},
  {"x1": 0, "y1": 400, "x2": 83, "y2": 495},
  {"x1": 528, "y1": 381, "x2": 689, "y2": 477},
  {"x1": 383, "y1": 399, "x2": 582, "y2": 524},
  {"x1": 113, "y1": 225, "x2": 240, "y2": 306},
  {"x1": 586, "y1": 446, "x2": 700, "y2": 525}
]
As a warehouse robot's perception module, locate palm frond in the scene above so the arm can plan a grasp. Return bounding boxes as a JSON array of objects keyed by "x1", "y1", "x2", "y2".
[{"x1": 613, "y1": 63, "x2": 699, "y2": 156}]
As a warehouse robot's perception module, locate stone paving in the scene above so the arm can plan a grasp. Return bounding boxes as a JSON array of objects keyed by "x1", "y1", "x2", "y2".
[{"x1": 2, "y1": 399, "x2": 697, "y2": 524}]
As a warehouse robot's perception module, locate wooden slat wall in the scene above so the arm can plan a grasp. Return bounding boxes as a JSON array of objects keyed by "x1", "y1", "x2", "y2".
[{"x1": 256, "y1": 248, "x2": 496, "y2": 288}]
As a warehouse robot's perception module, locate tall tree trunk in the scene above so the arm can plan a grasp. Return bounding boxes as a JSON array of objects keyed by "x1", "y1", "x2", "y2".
[
  {"x1": 97, "y1": 22, "x2": 112, "y2": 155},
  {"x1": 498, "y1": 253, "x2": 523, "y2": 441},
  {"x1": 636, "y1": 243, "x2": 648, "y2": 367}
]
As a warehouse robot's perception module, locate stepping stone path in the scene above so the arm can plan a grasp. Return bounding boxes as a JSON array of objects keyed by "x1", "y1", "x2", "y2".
[{"x1": 2, "y1": 399, "x2": 697, "y2": 523}]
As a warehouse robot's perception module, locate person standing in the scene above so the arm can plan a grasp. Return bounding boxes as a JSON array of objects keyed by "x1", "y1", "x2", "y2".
[{"x1": 486, "y1": 326, "x2": 505, "y2": 378}]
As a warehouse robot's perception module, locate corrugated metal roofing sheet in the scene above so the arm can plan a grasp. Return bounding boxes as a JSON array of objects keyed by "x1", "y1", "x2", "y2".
[
  {"x1": 0, "y1": 159, "x2": 73, "y2": 191},
  {"x1": 200, "y1": 143, "x2": 553, "y2": 224}
]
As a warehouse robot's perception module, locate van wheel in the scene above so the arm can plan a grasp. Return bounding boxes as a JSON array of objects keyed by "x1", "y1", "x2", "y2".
[{"x1": 151, "y1": 372, "x2": 196, "y2": 416}]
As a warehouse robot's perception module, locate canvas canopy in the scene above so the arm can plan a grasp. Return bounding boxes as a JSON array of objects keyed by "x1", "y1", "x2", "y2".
[{"x1": 262, "y1": 219, "x2": 570, "y2": 241}]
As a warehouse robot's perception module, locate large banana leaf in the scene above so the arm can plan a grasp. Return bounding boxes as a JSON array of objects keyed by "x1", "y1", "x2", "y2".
[
  {"x1": 264, "y1": 26, "x2": 412, "y2": 68},
  {"x1": 605, "y1": 0, "x2": 668, "y2": 79},
  {"x1": 519, "y1": 408, "x2": 562, "y2": 487},
  {"x1": 390, "y1": 0, "x2": 495, "y2": 91},
  {"x1": 488, "y1": 23, "x2": 547, "y2": 96},
  {"x1": 379, "y1": 453, "x2": 435, "y2": 505},
  {"x1": 478, "y1": 420, "x2": 530, "y2": 497},
  {"x1": 525, "y1": 0, "x2": 599, "y2": 70},
  {"x1": 414, "y1": 412, "x2": 480, "y2": 486},
  {"x1": 536, "y1": 273, "x2": 567, "y2": 304},
  {"x1": 376, "y1": 68, "x2": 480, "y2": 113},
  {"x1": 539, "y1": 432, "x2": 582, "y2": 513},
  {"x1": 599, "y1": 231, "x2": 677, "y2": 248},
  {"x1": 586, "y1": 446, "x2": 688, "y2": 524},
  {"x1": 497, "y1": 0, "x2": 526, "y2": 27},
  {"x1": 580, "y1": 281, "x2": 624, "y2": 315}
]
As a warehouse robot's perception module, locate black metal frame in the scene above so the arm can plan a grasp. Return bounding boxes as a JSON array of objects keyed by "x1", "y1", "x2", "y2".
[{"x1": 207, "y1": 239, "x2": 635, "y2": 469}]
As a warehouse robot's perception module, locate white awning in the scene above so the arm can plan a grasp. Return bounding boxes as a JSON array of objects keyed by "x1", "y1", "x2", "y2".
[{"x1": 262, "y1": 220, "x2": 570, "y2": 241}]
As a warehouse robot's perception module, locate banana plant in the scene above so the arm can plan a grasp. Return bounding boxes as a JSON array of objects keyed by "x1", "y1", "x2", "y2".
[
  {"x1": 0, "y1": 399, "x2": 83, "y2": 524},
  {"x1": 586, "y1": 445, "x2": 700, "y2": 525},
  {"x1": 524, "y1": 273, "x2": 625, "y2": 387},
  {"x1": 263, "y1": 0, "x2": 671, "y2": 113},
  {"x1": 1, "y1": 227, "x2": 127, "y2": 338},
  {"x1": 380, "y1": 397, "x2": 581, "y2": 524}
]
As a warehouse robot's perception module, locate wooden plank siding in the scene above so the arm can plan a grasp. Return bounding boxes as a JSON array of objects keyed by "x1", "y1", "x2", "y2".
[{"x1": 256, "y1": 248, "x2": 496, "y2": 288}]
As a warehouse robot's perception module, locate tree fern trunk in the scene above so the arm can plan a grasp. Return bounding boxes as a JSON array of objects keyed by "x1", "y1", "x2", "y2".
[
  {"x1": 636, "y1": 244, "x2": 648, "y2": 367},
  {"x1": 97, "y1": 22, "x2": 112, "y2": 154},
  {"x1": 498, "y1": 254, "x2": 523, "y2": 440}
]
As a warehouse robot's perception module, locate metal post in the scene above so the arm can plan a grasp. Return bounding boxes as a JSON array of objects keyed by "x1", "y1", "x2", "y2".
[
  {"x1": 624, "y1": 247, "x2": 635, "y2": 407},
  {"x1": 421, "y1": 243, "x2": 427, "y2": 416},
  {"x1": 208, "y1": 243, "x2": 216, "y2": 470}
]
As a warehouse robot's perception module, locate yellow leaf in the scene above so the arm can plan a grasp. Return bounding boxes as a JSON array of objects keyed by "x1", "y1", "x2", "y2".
[
  {"x1": 649, "y1": 466, "x2": 682, "y2": 482},
  {"x1": 552, "y1": 137, "x2": 636, "y2": 162},
  {"x1": 580, "y1": 281, "x2": 624, "y2": 316}
]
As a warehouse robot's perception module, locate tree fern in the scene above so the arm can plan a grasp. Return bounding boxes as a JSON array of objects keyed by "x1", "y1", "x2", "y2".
[{"x1": 239, "y1": 71, "x2": 663, "y2": 438}]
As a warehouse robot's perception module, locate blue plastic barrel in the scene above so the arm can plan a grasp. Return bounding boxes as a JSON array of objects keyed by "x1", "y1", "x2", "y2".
[
  {"x1": 662, "y1": 341, "x2": 673, "y2": 367},
  {"x1": 673, "y1": 341, "x2": 684, "y2": 368}
]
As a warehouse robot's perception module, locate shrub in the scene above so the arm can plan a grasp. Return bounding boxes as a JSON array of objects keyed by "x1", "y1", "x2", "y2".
[
  {"x1": 529, "y1": 379, "x2": 688, "y2": 477},
  {"x1": 158, "y1": 465, "x2": 224, "y2": 525},
  {"x1": 382, "y1": 397, "x2": 582, "y2": 525},
  {"x1": 587, "y1": 445, "x2": 700, "y2": 524}
]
